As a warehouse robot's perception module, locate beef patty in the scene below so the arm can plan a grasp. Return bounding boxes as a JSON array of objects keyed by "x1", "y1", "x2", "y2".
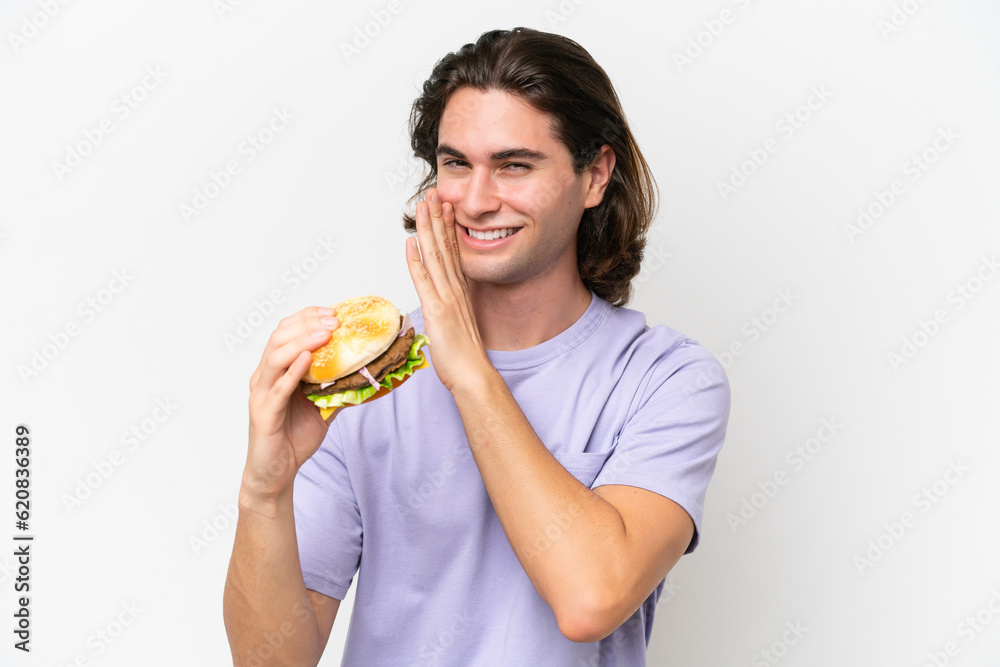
[{"x1": 301, "y1": 326, "x2": 417, "y2": 395}]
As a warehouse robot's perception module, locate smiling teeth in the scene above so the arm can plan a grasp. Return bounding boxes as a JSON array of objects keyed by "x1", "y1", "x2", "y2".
[{"x1": 468, "y1": 227, "x2": 518, "y2": 240}]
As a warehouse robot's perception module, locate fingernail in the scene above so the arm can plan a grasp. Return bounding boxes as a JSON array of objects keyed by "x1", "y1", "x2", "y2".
[
  {"x1": 428, "y1": 190, "x2": 439, "y2": 204},
  {"x1": 320, "y1": 317, "x2": 338, "y2": 327},
  {"x1": 312, "y1": 329, "x2": 329, "y2": 340},
  {"x1": 318, "y1": 307, "x2": 334, "y2": 315}
]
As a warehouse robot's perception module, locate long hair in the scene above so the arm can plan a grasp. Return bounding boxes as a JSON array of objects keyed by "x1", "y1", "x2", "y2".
[{"x1": 403, "y1": 27, "x2": 658, "y2": 306}]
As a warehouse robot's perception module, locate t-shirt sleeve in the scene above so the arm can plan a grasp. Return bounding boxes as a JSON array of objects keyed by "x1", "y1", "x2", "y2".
[
  {"x1": 292, "y1": 418, "x2": 362, "y2": 600},
  {"x1": 592, "y1": 338, "x2": 730, "y2": 554}
]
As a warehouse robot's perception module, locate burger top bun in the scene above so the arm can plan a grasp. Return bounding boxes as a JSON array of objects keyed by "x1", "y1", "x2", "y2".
[{"x1": 304, "y1": 295, "x2": 402, "y2": 384}]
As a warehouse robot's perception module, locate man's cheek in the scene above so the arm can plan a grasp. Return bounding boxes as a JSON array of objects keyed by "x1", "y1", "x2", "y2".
[
  {"x1": 519, "y1": 183, "x2": 552, "y2": 212},
  {"x1": 435, "y1": 184, "x2": 462, "y2": 210}
]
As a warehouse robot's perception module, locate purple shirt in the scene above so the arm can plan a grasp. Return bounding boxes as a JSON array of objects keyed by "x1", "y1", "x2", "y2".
[{"x1": 293, "y1": 292, "x2": 730, "y2": 665}]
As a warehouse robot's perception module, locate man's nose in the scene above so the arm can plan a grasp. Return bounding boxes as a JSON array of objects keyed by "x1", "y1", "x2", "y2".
[{"x1": 457, "y1": 167, "x2": 502, "y2": 219}]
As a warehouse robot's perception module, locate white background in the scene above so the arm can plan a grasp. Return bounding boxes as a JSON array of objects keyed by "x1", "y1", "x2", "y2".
[{"x1": 1, "y1": 0, "x2": 999, "y2": 665}]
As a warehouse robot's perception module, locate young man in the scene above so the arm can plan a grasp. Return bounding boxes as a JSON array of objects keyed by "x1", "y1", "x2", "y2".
[{"x1": 225, "y1": 28, "x2": 730, "y2": 666}]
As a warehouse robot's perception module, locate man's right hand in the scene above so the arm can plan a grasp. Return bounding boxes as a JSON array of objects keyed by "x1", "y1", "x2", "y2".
[{"x1": 241, "y1": 306, "x2": 341, "y2": 515}]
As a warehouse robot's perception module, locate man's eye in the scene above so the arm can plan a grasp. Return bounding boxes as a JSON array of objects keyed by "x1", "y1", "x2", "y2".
[
  {"x1": 442, "y1": 159, "x2": 468, "y2": 168},
  {"x1": 505, "y1": 163, "x2": 530, "y2": 172}
]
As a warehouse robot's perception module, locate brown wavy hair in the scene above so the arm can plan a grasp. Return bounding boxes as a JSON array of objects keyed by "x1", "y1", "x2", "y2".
[{"x1": 403, "y1": 27, "x2": 658, "y2": 306}]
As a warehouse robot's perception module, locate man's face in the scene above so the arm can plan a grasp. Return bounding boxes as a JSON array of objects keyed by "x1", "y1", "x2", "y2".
[{"x1": 434, "y1": 87, "x2": 601, "y2": 288}]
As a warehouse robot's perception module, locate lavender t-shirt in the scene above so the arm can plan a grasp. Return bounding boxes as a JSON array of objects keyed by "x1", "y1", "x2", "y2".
[{"x1": 293, "y1": 292, "x2": 730, "y2": 666}]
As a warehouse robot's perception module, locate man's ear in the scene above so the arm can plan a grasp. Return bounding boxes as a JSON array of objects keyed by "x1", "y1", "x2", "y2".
[{"x1": 583, "y1": 144, "x2": 616, "y2": 209}]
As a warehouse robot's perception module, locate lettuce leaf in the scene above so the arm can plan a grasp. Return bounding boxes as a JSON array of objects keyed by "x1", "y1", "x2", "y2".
[{"x1": 307, "y1": 334, "x2": 429, "y2": 408}]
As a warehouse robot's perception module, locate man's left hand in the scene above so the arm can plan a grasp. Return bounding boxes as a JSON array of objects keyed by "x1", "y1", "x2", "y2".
[{"x1": 406, "y1": 188, "x2": 492, "y2": 393}]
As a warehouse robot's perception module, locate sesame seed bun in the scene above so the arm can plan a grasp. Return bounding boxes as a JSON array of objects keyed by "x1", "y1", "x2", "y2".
[{"x1": 303, "y1": 295, "x2": 401, "y2": 384}]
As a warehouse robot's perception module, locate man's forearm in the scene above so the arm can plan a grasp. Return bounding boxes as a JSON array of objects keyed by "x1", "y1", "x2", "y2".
[
  {"x1": 453, "y1": 368, "x2": 631, "y2": 633},
  {"x1": 223, "y1": 486, "x2": 323, "y2": 667}
]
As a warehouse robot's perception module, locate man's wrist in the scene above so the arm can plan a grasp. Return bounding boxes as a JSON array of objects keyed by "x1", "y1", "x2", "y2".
[
  {"x1": 238, "y1": 475, "x2": 295, "y2": 519},
  {"x1": 449, "y1": 356, "x2": 504, "y2": 402}
]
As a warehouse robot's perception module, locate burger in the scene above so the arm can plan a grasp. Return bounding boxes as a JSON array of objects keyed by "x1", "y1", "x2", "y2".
[{"x1": 300, "y1": 295, "x2": 429, "y2": 419}]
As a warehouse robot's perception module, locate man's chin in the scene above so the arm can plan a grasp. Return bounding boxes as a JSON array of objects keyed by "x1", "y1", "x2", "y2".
[{"x1": 459, "y1": 257, "x2": 548, "y2": 288}]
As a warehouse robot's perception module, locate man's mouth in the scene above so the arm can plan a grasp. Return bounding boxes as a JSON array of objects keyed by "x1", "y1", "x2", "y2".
[{"x1": 463, "y1": 226, "x2": 522, "y2": 241}]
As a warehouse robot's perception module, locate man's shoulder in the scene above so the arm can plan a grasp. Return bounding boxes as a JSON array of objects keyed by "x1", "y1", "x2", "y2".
[
  {"x1": 600, "y1": 300, "x2": 727, "y2": 394},
  {"x1": 600, "y1": 298, "x2": 703, "y2": 358}
]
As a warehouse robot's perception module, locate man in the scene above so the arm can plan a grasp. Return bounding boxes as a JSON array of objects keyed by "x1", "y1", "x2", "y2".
[{"x1": 224, "y1": 27, "x2": 730, "y2": 666}]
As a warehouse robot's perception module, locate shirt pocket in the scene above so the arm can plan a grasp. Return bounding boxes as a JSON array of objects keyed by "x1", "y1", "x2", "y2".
[{"x1": 551, "y1": 451, "x2": 610, "y2": 488}]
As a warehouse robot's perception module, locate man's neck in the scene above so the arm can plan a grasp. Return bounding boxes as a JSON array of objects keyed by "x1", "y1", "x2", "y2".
[{"x1": 467, "y1": 273, "x2": 593, "y2": 351}]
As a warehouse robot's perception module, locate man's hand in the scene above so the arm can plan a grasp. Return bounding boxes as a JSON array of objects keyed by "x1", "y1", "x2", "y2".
[
  {"x1": 242, "y1": 307, "x2": 341, "y2": 514},
  {"x1": 405, "y1": 188, "x2": 493, "y2": 393},
  {"x1": 226, "y1": 307, "x2": 342, "y2": 666}
]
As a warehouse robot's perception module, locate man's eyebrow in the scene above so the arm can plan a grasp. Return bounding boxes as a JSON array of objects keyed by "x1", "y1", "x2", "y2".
[
  {"x1": 436, "y1": 144, "x2": 549, "y2": 161},
  {"x1": 490, "y1": 147, "x2": 548, "y2": 161}
]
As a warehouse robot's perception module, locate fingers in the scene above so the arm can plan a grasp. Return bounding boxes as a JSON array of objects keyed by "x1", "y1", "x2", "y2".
[
  {"x1": 250, "y1": 330, "x2": 330, "y2": 429},
  {"x1": 414, "y1": 196, "x2": 450, "y2": 293},
  {"x1": 426, "y1": 190, "x2": 462, "y2": 286},
  {"x1": 250, "y1": 308, "x2": 339, "y2": 394},
  {"x1": 251, "y1": 336, "x2": 320, "y2": 415},
  {"x1": 408, "y1": 200, "x2": 439, "y2": 301},
  {"x1": 261, "y1": 348, "x2": 314, "y2": 416},
  {"x1": 442, "y1": 201, "x2": 463, "y2": 279},
  {"x1": 412, "y1": 189, "x2": 468, "y2": 299},
  {"x1": 268, "y1": 311, "x2": 339, "y2": 358}
]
